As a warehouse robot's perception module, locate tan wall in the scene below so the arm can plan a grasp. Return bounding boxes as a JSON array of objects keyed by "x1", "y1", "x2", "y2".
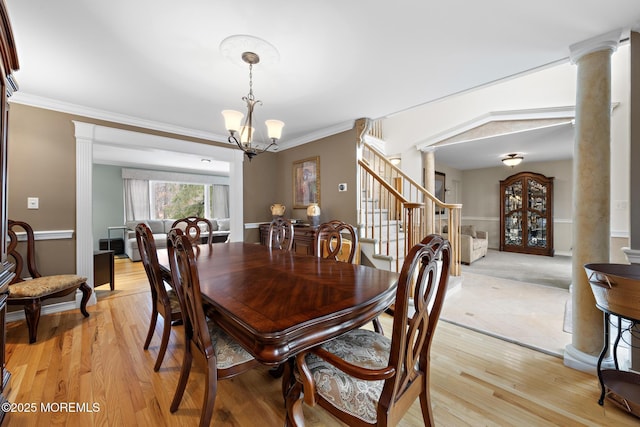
[
  {"x1": 243, "y1": 129, "x2": 359, "y2": 242},
  {"x1": 8, "y1": 104, "x2": 78, "y2": 277},
  {"x1": 242, "y1": 151, "x2": 279, "y2": 242},
  {"x1": 275, "y1": 129, "x2": 358, "y2": 225},
  {"x1": 7, "y1": 103, "x2": 230, "y2": 275}
]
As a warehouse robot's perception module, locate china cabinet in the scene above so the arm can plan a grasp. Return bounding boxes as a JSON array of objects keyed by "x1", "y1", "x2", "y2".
[
  {"x1": 0, "y1": 1, "x2": 19, "y2": 422},
  {"x1": 499, "y1": 172, "x2": 554, "y2": 256}
]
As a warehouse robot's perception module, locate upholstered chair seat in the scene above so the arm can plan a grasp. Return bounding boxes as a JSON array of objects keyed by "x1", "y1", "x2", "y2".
[
  {"x1": 8, "y1": 274, "x2": 87, "y2": 298},
  {"x1": 304, "y1": 329, "x2": 390, "y2": 423},
  {"x1": 205, "y1": 317, "x2": 255, "y2": 369}
]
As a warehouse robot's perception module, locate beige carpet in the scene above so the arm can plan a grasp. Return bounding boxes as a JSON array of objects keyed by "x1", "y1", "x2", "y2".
[
  {"x1": 441, "y1": 270, "x2": 571, "y2": 357},
  {"x1": 461, "y1": 249, "x2": 571, "y2": 289}
]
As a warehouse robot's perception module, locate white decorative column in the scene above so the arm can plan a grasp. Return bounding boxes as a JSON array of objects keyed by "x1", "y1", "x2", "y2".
[
  {"x1": 624, "y1": 31, "x2": 640, "y2": 264},
  {"x1": 423, "y1": 148, "x2": 435, "y2": 233},
  {"x1": 74, "y1": 121, "x2": 98, "y2": 305},
  {"x1": 564, "y1": 30, "x2": 621, "y2": 372},
  {"x1": 623, "y1": 31, "x2": 640, "y2": 370}
]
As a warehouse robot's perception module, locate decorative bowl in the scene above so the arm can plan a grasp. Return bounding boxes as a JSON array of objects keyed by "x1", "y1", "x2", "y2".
[{"x1": 584, "y1": 263, "x2": 640, "y2": 320}]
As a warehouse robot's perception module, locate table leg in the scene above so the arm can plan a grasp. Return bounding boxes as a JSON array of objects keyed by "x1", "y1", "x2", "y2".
[{"x1": 283, "y1": 358, "x2": 305, "y2": 427}]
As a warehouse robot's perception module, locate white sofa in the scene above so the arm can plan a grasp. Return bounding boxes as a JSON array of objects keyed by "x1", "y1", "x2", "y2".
[
  {"x1": 441, "y1": 224, "x2": 488, "y2": 265},
  {"x1": 124, "y1": 218, "x2": 230, "y2": 261}
]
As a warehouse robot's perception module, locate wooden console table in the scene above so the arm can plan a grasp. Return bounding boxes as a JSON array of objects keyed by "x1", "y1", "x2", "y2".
[
  {"x1": 94, "y1": 250, "x2": 115, "y2": 291},
  {"x1": 259, "y1": 223, "x2": 318, "y2": 256}
]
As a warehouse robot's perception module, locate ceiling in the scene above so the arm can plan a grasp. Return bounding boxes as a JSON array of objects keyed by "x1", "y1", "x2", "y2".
[{"x1": 5, "y1": 1, "x2": 640, "y2": 171}]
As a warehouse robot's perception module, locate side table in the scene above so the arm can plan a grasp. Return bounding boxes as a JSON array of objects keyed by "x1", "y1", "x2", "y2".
[
  {"x1": 585, "y1": 263, "x2": 640, "y2": 418},
  {"x1": 107, "y1": 225, "x2": 127, "y2": 253},
  {"x1": 94, "y1": 250, "x2": 115, "y2": 291}
]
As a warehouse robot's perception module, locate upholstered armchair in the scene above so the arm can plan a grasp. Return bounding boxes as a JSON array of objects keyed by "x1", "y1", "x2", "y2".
[{"x1": 7, "y1": 220, "x2": 91, "y2": 343}]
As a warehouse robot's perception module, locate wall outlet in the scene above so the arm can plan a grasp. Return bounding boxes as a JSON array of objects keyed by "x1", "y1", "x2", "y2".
[
  {"x1": 338, "y1": 183, "x2": 347, "y2": 192},
  {"x1": 27, "y1": 197, "x2": 39, "y2": 209}
]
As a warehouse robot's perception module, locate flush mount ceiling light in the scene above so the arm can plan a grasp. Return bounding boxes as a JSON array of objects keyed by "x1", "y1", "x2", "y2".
[
  {"x1": 220, "y1": 36, "x2": 283, "y2": 161},
  {"x1": 502, "y1": 153, "x2": 524, "y2": 167}
]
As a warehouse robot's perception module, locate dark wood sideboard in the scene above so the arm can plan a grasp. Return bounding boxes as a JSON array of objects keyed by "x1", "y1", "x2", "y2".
[
  {"x1": 259, "y1": 223, "x2": 318, "y2": 256},
  {"x1": 0, "y1": 1, "x2": 19, "y2": 423}
]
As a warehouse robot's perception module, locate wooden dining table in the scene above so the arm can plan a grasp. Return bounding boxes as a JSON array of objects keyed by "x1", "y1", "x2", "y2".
[{"x1": 156, "y1": 242, "x2": 399, "y2": 366}]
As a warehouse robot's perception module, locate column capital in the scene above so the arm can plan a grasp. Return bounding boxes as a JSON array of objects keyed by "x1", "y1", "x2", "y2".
[{"x1": 569, "y1": 28, "x2": 623, "y2": 64}]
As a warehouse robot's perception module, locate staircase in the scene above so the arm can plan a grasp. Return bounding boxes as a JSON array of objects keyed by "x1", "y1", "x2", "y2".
[{"x1": 357, "y1": 139, "x2": 462, "y2": 276}]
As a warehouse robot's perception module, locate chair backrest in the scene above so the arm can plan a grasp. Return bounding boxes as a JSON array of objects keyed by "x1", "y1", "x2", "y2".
[
  {"x1": 314, "y1": 220, "x2": 359, "y2": 263},
  {"x1": 267, "y1": 217, "x2": 294, "y2": 251},
  {"x1": 171, "y1": 217, "x2": 213, "y2": 245},
  {"x1": 136, "y1": 223, "x2": 174, "y2": 308},
  {"x1": 7, "y1": 220, "x2": 41, "y2": 283},
  {"x1": 166, "y1": 228, "x2": 214, "y2": 357},
  {"x1": 381, "y1": 234, "x2": 451, "y2": 419}
]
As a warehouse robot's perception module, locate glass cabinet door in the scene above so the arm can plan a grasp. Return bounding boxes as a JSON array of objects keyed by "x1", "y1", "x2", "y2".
[
  {"x1": 503, "y1": 181, "x2": 522, "y2": 247},
  {"x1": 527, "y1": 178, "x2": 547, "y2": 249}
]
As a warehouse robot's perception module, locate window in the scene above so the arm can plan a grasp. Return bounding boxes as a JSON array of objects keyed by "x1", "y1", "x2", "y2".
[
  {"x1": 151, "y1": 182, "x2": 205, "y2": 219},
  {"x1": 124, "y1": 177, "x2": 229, "y2": 221}
]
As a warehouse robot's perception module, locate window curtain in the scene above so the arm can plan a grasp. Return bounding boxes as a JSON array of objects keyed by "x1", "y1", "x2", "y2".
[
  {"x1": 210, "y1": 184, "x2": 229, "y2": 218},
  {"x1": 124, "y1": 178, "x2": 150, "y2": 221}
]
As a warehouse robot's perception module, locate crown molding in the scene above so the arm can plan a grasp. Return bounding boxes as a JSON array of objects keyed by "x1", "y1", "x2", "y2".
[
  {"x1": 10, "y1": 91, "x2": 350, "y2": 152},
  {"x1": 415, "y1": 106, "x2": 577, "y2": 151},
  {"x1": 276, "y1": 120, "x2": 355, "y2": 151},
  {"x1": 10, "y1": 92, "x2": 230, "y2": 143},
  {"x1": 569, "y1": 28, "x2": 623, "y2": 64}
]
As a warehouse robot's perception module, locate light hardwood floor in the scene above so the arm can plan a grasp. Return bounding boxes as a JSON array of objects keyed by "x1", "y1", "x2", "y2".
[{"x1": 3, "y1": 258, "x2": 638, "y2": 426}]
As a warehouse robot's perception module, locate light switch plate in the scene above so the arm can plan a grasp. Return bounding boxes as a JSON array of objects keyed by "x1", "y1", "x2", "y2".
[{"x1": 27, "y1": 197, "x2": 39, "y2": 209}]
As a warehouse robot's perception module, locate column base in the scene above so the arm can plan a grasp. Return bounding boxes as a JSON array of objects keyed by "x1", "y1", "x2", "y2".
[
  {"x1": 563, "y1": 344, "x2": 614, "y2": 374},
  {"x1": 622, "y1": 247, "x2": 640, "y2": 264}
]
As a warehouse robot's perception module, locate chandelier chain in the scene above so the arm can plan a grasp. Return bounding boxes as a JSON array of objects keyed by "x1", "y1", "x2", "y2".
[{"x1": 248, "y1": 63, "x2": 254, "y2": 101}]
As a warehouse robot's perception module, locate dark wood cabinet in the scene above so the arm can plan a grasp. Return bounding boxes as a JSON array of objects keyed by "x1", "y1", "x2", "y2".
[
  {"x1": 94, "y1": 250, "x2": 115, "y2": 291},
  {"x1": 0, "y1": 1, "x2": 18, "y2": 422},
  {"x1": 500, "y1": 172, "x2": 554, "y2": 256},
  {"x1": 259, "y1": 223, "x2": 318, "y2": 256}
]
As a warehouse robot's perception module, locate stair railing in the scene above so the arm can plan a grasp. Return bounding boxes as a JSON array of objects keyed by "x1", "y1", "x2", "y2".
[{"x1": 359, "y1": 142, "x2": 462, "y2": 276}]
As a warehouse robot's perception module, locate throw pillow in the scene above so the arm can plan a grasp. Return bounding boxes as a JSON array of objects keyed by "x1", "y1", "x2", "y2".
[
  {"x1": 147, "y1": 220, "x2": 165, "y2": 234},
  {"x1": 217, "y1": 219, "x2": 230, "y2": 231},
  {"x1": 461, "y1": 225, "x2": 477, "y2": 238}
]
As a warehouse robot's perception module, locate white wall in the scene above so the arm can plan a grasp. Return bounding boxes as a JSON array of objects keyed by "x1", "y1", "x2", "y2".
[
  {"x1": 385, "y1": 43, "x2": 631, "y2": 249},
  {"x1": 92, "y1": 164, "x2": 124, "y2": 250}
]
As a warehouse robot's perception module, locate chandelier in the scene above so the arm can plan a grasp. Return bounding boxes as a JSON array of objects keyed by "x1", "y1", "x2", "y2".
[
  {"x1": 502, "y1": 153, "x2": 523, "y2": 167},
  {"x1": 222, "y1": 51, "x2": 284, "y2": 161}
]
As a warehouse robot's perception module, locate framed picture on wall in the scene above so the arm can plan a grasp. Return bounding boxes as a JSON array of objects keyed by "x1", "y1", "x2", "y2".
[{"x1": 293, "y1": 156, "x2": 320, "y2": 208}]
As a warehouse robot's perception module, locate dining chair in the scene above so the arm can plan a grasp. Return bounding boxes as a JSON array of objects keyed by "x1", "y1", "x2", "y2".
[
  {"x1": 314, "y1": 220, "x2": 359, "y2": 264},
  {"x1": 313, "y1": 220, "x2": 385, "y2": 334},
  {"x1": 7, "y1": 220, "x2": 92, "y2": 344},
  {"x1": 289, "y1": 234, "x2": 451, "y2": 427},
  {"x1": 166, "y1": 229, "x2": 259, "y2": 427},
  {"x1": 136, "y1": 223, "x2": 182, "y2": 371},
  {"x1": 171, "y1": 217, "x2": 214, "y2": 245},
  {"x1": 267, "y1": 217, "x2": 294, "y2": 251}
]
